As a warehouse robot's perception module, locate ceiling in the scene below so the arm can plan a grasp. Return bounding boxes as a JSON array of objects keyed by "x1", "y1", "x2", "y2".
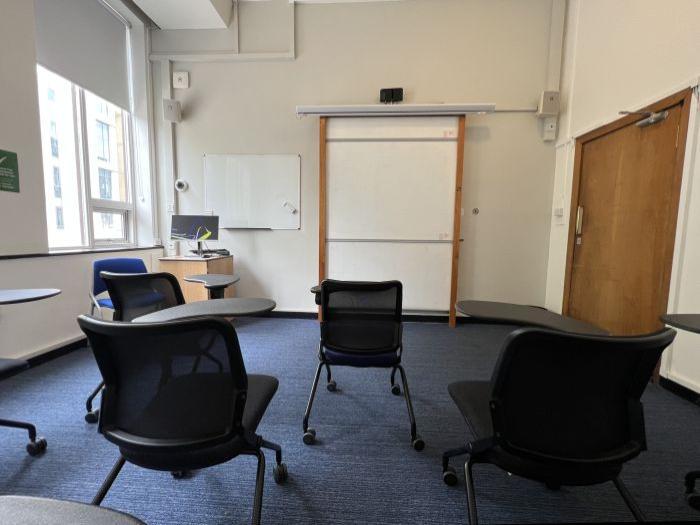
[
  {"x1": 131, "y1": 0, "x2": 234, "y2": 30},
  {"x1": 130, "y1": 0, "x2": 402, "y2": 30}
]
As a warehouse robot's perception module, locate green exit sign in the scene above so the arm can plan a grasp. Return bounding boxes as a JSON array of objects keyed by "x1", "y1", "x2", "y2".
[{"x1": 0, "y1": 149, "x2": 20, "y2": 193}]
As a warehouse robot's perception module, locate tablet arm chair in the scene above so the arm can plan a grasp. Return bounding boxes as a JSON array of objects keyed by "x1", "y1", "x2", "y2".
[
  {"x1": 77, "y1": 315, "x2": 287, "y2": 525},
  {"x1": 303, "y1": 279, "x2": 424, "y2": 450},
  {"x1": 89, "y1": 258, "x2": 147, "y2": 318},
  {"x1": 442, "y1": 327, "x2": 676, "y2": 524},
  {"x1": 84, "y1": 271, "x2": 185, "y2": 423}
]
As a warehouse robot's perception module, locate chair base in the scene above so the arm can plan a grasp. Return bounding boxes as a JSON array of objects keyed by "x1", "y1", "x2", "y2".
[
  {"x1": 458, "y1": 457, "x2": 646, "y2": 525},
  {"x1": 302, "y1": 356, "x2": 423, "y2": 450},
  {"x1": 85, "y1": 381, "x2": 104, "y2": 424},
  {"x1": 0, "y1": 418, "x2": 47, "y2": 456},
  {"x1": 92, "y1": 438, "x2": 287, "y2": 525}
]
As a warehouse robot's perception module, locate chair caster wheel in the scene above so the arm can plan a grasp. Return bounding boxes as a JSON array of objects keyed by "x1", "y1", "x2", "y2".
[
  {"x1": 171, "y1": 470, "x2": 188, "y2": 479},
  {"x1": 273, "y1": 463, "x2": 288, "y2": 484},
  {"x1": 391, "y1": 384, "x2": 401, "y2": 396},
  {"x1": 326, "y1": 381, "x2": 337, "y2": 392},
  {"x1": 412, "y1": 437, "x2": 425, "y2": 451},
  {"x1": 443, "y1": 466, "x2": 458, "y2": 486},
  {"x1": 26, "y1": 438, "x2": 47, "y2": 456},
  {"x1": 303, "y1": 429, "x2": 316, "y2": 445},
  {"x1": 85, "y1": 410, "x2": 99, "y2": 424},
  {"x1": 545, "y1": 482, "x2": 561, "y2": 490},
  {"x1": 687, "y1": 493, "x2": 700, "y2": 510}
]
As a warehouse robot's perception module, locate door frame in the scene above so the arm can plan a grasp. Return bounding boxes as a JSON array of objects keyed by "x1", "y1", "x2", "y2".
[{"x1": 562, "y1": 88, "x2": 694, "y2": 316}]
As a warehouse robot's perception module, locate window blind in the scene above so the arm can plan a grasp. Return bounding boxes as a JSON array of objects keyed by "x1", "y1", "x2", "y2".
[{"x1": 34, "y1": 0, "x2": 129, "y2": 110}]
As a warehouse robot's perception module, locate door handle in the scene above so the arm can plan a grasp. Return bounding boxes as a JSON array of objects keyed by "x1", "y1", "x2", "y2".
[{"x1": 575, "y1": 206, "x2": 584, "y2": 236}]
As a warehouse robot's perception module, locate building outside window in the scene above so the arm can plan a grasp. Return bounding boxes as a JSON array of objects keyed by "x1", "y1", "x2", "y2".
[
  {"x1": 36, "y1": 65, "x2": 133, "y2": 249},
  {"x1": 96, "y1": 121, "x2": 110, "y2": 161},
  {"x1": 53, "y1": 166, "x2": 61, "y2": 198},
  {"x1": 55, "y1": 207, "x2": 64, "y2": 229},
  {"x1": 50, "y1": 121, "x2": 58, "y2": 157},
  {"x1": 98, "y1": 168, "x2": 112, "y2": 200}
]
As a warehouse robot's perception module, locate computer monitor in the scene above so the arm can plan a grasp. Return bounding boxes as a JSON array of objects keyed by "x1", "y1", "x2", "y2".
[{"x1": 170, "y1": 215, "x2": 219, "y2": 255}]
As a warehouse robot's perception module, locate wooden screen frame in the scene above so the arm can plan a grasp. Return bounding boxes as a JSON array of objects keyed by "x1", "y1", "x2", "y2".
[
  {"x1": 317, "y1": 114, "x2": 467, "y2": 326},
  {"x1": 562, "y1": 88, "x2": 694, "y2": 318}
]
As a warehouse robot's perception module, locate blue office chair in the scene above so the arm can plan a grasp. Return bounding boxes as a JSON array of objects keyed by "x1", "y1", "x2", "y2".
[
  {"x1": 302, "y1": 279, "x2": 424, "y2": 450},
  {"x1": 85, "y1": 258, "x2": 148, "y2": 424},
  {"x1": 89, "y1": 258, "x2": 148, "y2": 317}
]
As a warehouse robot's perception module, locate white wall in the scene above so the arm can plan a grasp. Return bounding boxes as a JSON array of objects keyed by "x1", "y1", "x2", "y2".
[
  {"x1": 0, "y1": 0, "x2": 48, "y2": 256},
  {"x1": 153, "y1": 0, "x2": 558, "y2": 312},
  {"x1": 0, "y1": 1, "x2": 161, "y2": 359},
  {"x1": 543, "y1": 0, "x2": 700, "y2": 389},
  {"x1": 0, "y1": 249, "x2": 163, "y2": 360}
]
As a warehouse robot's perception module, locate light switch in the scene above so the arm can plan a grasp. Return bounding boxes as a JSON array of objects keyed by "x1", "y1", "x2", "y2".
[{"x1": 173, "y1": 71, "x2": 189, "y2": 89}]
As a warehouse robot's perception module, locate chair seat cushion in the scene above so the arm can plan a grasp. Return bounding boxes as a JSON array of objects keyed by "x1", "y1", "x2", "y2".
[
  {"x1": 448, "y1": 380, "x2": 493, "y2": 439},
  {"x1": 96, "y1": 297, "x2": 114, "y2": 309},
  {"x1": 118, "y1": 374, "x2": 279, "y2": 471},
  {"x1": 0, "y1": 496, "x2": 145, "y2": 525},
  {"x1": 323, "y1": 348, "x2": 399, "y2": 367}
]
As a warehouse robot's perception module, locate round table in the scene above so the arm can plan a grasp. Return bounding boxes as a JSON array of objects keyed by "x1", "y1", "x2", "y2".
[
  {"x1": 133, "y1": 297, "x2": 276, "y2": 323},
  {"x1": 0, "y1": 288, "x2": 61, "y2": 305},
  {"x1": 184, "y1": 274, "x2": 241, "y2": 300},
  {"x1": 0, "y1": 288, "x2": 61, "y2": 456}
]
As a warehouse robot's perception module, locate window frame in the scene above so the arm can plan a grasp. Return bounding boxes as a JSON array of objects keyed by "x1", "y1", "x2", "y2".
[
  {"x1": 37, "y1": 65, "x2": 136, "y2": 251},
  {"x1": 77, "y1": 88, "x2": 135, "y2": 248}
]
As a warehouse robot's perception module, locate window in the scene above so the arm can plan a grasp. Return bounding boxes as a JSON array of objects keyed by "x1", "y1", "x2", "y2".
[
  {"x1": 47, "y1": 88, "x2": 55, "y2": 101},
  {"x1": 96, "y1": 121, "x2": 110, "y2": 161},
  {"x1": 55, "y1": 207, "x2": 64, "y2": 229},
  {"x1": 53, "y1": 167, "x2": 61, "y2": 198},
  {"x1": 37, "y1": 65, "x2": 134, "y2": 248},
  {"x1": 50, "y1": 121, "x2": 59, "y2": 157},
  {"x1": 98, "y1": 168, "x2": 112, "y2": 199}
]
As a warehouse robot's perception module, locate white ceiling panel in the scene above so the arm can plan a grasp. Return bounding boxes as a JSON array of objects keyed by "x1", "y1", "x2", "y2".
[{"x1": 132, "y1": 0, "x2": 233, "y2": 29}]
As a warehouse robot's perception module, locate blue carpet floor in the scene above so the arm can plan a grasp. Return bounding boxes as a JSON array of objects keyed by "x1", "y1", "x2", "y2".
[{"x1": 0, "y1": 318, "x2": 699, "y2": 524}]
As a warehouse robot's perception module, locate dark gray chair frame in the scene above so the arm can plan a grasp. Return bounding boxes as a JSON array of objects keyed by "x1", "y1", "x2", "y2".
[
  {"x1": 84, "y1": 271, "x2": 185, "y2": 423},
  {"x1": 442, "y1": 327, "x2": 676, "y2": 524},
  {"x1": 78, "y1": 315, "x2": 287, "y2": 525},
  {"x1": 302, "y1": 279, "x2": 424, "y2": 450}
]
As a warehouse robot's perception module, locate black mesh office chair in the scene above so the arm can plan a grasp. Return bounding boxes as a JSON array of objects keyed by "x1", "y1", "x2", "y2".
[
  {"x1": 303, "y1": 279, "x2": 424, "y2": 450},
  {"x1": 84, "y1": 271, "x2": 186, "y2": 423},
  {"x1": 441, "y1": 327, "x2": 676, "y2": 524},
  {"x1": 77, "y1": 315, "x2": 287, "y2": 525}
]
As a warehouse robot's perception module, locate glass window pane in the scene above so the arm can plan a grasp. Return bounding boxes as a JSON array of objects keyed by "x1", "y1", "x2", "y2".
[
  {"x1": 37, "y1": 65, "x2": 84, "y2": 248},
  {"x1": 92, "y1": 211, "x2": 125, "y2": 241},
  {"x1": 85, "y1": 91, "x2": 129, "y2": 202}
]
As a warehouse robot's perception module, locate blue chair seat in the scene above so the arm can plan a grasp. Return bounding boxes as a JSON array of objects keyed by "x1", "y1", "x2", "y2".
[
  {"x1": 97, "y1": 291, "x2": 165, "y2": 311},
  {"x1": 323, "y1": 348, "x2": 399, "y2": 368},
  {"x1": 97, "y1": 297, "x2": 114, "y2": 309}
]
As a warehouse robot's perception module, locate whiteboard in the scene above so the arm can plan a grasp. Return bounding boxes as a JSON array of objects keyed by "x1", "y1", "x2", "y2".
[
  {"x1": 327, "y1": 141, "x2": 456, "y2": 240},
  {"x1": 203, "y1": 154, "x2": 300, "y2": 229},
  {"x1": 324, "y1": 116, "x2": 459, "y2": 312},
  {"x1": 327, "y1": 242, "x2": 452, "y2": 311}
]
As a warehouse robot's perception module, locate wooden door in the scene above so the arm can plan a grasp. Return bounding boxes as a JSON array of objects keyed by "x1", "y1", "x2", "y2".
[{"x1": 564, "y1": 89, "x2": 692, "y2": 335}]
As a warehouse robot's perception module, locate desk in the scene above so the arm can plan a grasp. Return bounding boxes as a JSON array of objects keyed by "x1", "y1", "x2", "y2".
[
  {"x1": 133, "y1": 298, "x2": 276, "y2": 323},
  {"x1": 158, "y1": 255, "x2": 235, "y2": 302},
  {"x1": 456, "y1": 300, "x2": 607, "y2": 335},
  {"x1": 0, "y1": 288, "x2": 61, "y2": 455},
  {"x1": 661, "y1": 314, "x2": 700, "y2": 334},
  {"x1": 185, "y1": 274, "x2": 240, "y2": 300}
]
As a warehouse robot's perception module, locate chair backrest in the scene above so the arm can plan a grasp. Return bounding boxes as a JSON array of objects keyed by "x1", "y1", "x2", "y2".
[
  {"x1": 92, "y1": 258, "x2": 147, "y2": 297},
  {"x1": 320, "y1": 279, "x2": 402, "y2": 353},
  {"x1": 100, "y1": 271, "x2": 185, "y2": 322},
  {"x1": 77, "y1": 315, "x2": 248, "y2": 451},
  {"x1": 489, "y1": 327, "x2": 676, "y2": 466}
]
